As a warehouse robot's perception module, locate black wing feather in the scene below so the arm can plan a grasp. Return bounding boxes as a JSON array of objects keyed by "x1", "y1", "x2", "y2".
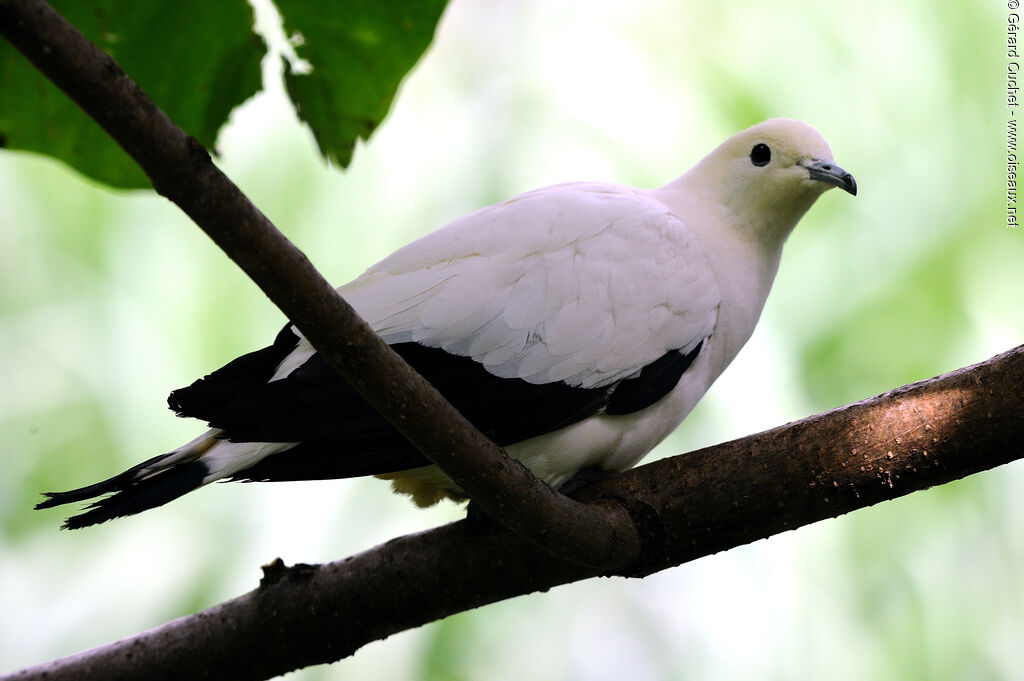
[
  {"x1": 605, "y1": 341, "x2": 703, "y2": 415},
  {"x1": 179, "y1": 335, "x2": 705, "y2": 483},
  {"x1": 208, "y1": 343, "x2": 612, "y2": 445},
  {"x1": 222, "y1": 342, "x2": 616, "y2": 483},
  {"x1": 235, "y1": 439, "x2": 430, "y2": 482},
  {"x1": 168, "y1": 324, "x2": 300, "y2": 421}
]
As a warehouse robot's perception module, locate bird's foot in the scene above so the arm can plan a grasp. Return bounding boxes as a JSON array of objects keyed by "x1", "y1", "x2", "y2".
[{"x1": 464, "y1": 498, "x2": 495, "y2": 531}]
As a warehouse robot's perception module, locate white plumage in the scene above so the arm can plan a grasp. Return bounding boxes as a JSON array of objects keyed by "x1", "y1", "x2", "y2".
[
  {"x1": 39, "y1": 118, "x2": 855, "y2": 527},
  {"x1": 344, "y1": 182, "x2": 718, "y2": 387}
]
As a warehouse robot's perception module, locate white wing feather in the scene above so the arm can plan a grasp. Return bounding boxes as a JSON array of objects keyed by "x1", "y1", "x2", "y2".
[{"x1": 338, "y1": 182, "x2": 721, "y2": 389}]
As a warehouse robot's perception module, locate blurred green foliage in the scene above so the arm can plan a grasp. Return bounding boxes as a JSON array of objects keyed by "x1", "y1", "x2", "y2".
[
  {"x1": 0, "y1": 0, "x2": 447, "y2": 187},
  {"x1": 1, "y1": 1, "x2": 1021, "y2": 680}
]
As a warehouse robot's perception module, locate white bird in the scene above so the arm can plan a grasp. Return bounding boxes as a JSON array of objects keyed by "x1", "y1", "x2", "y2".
[{"x1": 38, "y1": 118, "x2": 856, "y2": 529}]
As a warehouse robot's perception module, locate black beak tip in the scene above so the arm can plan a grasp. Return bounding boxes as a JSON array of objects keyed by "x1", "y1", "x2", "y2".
[
  {"x1": 844, "y1": 174, "x2": 857, "y2": 196},
  {"x1": 806, "y1": 160, "x2": 857, "y2": 197}
]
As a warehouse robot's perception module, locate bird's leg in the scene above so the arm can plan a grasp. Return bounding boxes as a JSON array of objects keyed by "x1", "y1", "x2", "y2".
[
  {"x1": 464, "y1": 497, "x2": 498, "y2": 531},
  {"x1": 463, "y1": 466, "x2": 618, "y2": 529}
]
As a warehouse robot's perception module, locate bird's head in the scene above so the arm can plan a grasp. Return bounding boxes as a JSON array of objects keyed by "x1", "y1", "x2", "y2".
[{"x1": 682, "y1": 118, "x2": 856, "y2": 250}]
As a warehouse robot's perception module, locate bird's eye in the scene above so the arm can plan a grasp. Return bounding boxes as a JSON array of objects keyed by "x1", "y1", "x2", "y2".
[{"x1": 750, "y1": 143, "x2": 771, "y2": 167}]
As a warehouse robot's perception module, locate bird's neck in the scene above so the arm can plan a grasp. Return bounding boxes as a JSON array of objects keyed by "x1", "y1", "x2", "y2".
[
  {"x1": 651, "y1": 172, "x2": 790, "y2": 282},
  {"x1": 649, "y1": 176, "x2": 787, "y2": 372},
  {"x1": 672, "y1": 168, "x2": 817, "y2": 251}
]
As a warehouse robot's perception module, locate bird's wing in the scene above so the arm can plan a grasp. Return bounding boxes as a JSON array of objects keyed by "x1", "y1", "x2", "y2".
[
  {"x1": 342, "y1": 182, "x2": 721, "y2": 389},
  {"x1": 169, "y1": 183, "x2": 720, "y2": 480}
]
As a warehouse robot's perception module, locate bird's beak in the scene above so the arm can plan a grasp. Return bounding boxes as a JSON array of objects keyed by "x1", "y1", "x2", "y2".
[{"x1": 802, "y1": 159, "x2": 857, "y2": 196}]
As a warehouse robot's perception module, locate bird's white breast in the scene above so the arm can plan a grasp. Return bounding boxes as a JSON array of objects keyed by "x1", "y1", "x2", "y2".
[{"x1": 646, "y1": 182, "x2": 783, "y2": 375}]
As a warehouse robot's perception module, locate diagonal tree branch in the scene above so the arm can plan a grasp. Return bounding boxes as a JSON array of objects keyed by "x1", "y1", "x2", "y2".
[
  {"x1": 4, "y1": 345, "x2": 1023, "y2": 681},
  {"x1": 0, "y1": 0, "x2": 642, "y2": 570}
]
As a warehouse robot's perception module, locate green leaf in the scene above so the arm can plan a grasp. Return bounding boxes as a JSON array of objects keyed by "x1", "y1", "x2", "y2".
[
  {"x1": 277, "y1": 0, "x2": 448, "y2": 168},
  {"x1": 0, "y1": 1, "x2": 264, "y2": 189}
]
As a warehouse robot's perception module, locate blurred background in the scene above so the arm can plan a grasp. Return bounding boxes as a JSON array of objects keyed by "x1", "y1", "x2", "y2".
[{"x1": 2, "y1": 1, "x2": 1021, "y2": 679}]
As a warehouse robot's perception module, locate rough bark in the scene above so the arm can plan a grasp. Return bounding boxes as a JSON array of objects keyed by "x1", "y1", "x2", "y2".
[
  {"x1": 0, "y1": 0, "x2": 641, "y2": 570},
  {"x1": 4, "y1": 345, "x2": 1023, "y2": 681}
]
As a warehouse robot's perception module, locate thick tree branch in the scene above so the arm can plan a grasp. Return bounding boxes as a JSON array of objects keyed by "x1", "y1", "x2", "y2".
[
  {"x1": 0, "y1": 0, "x2": 642, "y2": 570},
  {"x1": 5, "y1": 345, "x2": 1023, "y2": 681}
]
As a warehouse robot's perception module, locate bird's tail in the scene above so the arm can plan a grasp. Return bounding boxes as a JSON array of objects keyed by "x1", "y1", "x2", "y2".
[{"x1": 34, "y1": 430, "x2": 280, "y2": 530}]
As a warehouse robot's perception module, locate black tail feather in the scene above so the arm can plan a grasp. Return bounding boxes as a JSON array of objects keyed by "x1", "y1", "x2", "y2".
[
  {"x1": 37, "y1": 458, "x2": 209, "y2": 530},
  {"x1": 35, "y1": 452, "x2": 177, "y2": 510}
]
